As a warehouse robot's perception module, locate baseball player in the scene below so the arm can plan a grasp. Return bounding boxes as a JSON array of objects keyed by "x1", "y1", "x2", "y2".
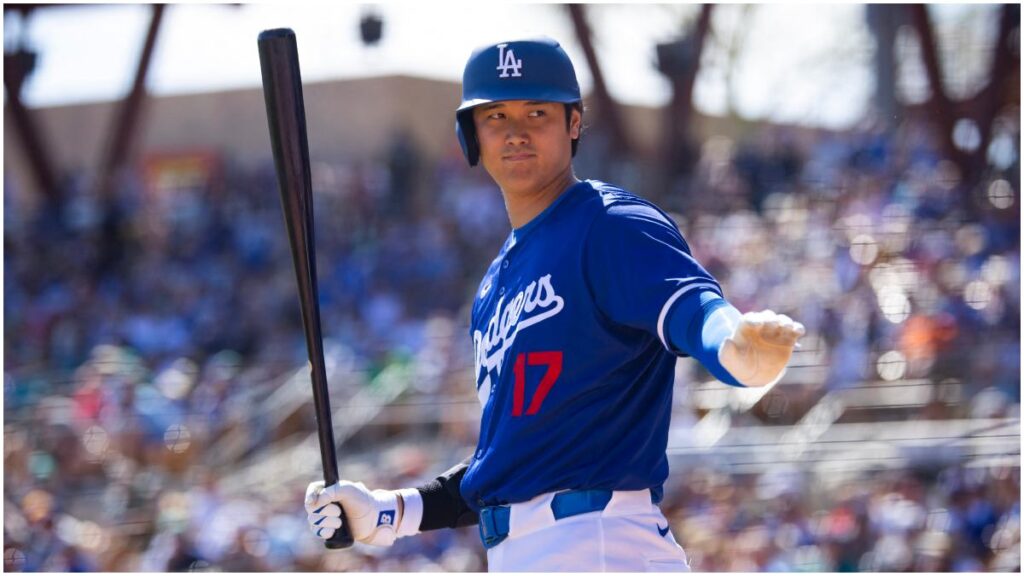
[{"x1": 305, "y1": 38, "x2": 804, "y2": 571}]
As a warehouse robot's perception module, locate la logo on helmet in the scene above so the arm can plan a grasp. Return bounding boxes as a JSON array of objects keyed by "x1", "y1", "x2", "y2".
[{"x1": 496, "y1": 44, "x2": 523, "y2": 78}]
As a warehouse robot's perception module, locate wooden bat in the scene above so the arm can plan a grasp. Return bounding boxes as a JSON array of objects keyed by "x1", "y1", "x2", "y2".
[{"x1": 257, "y1": 27, "x2": 354, "y2": 550}]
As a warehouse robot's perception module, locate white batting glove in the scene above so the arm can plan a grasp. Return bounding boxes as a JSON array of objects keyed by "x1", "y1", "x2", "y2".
[
  {"x1": 718, "y1": 310, "x2": 805, "y2": 387},
  {"x1": 304, "y1": 481, "x2": 422, "y2": 547}
]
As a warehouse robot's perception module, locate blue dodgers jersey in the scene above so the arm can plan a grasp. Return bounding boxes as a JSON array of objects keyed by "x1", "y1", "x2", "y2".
[{"x1": 461, "y1": 180, "x2": 723, "y2": 510}]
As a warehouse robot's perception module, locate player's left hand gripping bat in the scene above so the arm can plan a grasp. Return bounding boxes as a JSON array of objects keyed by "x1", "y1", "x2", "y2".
[{"x1": 257, "y1": 27, "x2": 354, "y2": 550}]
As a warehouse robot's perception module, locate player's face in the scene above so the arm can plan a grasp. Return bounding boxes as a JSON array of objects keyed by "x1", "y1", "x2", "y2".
[{"x1": 473, "y1": 100, "x2": 581, "y2": 195}]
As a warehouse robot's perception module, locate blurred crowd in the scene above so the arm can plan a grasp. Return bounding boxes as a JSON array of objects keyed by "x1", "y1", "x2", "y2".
[
  {"x1": 674, "y1": 116, "x2": 1020, "y2": 409},
  {"x1": 4, "y1": 107, "x2": 1020, "y2": 571},
  {"x1": 661, "y1": 462, "x2": 1020, "y2": 572}
]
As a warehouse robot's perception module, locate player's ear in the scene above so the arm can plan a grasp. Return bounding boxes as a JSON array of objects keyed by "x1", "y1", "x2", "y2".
[{"x1": 569, "y1": 107, "x2": 582, "y2": 140}]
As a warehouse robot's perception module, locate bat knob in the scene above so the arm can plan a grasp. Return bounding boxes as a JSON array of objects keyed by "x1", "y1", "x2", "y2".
[{"x1": 258, "y1": 28, "x2": 295, "y2": 42}]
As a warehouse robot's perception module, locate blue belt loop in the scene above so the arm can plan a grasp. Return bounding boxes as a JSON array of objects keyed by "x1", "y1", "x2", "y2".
[
  {"x1": 550, "y1": 489, "x2": 613, "y2": 520},
  {"x1": 478, "y1": 505, "x2": 511, "y2": 549}
]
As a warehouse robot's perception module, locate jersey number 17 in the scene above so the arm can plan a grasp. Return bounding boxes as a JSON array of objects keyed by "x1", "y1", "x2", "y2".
[{"x1": 511, "y1": 351, "x2": 562, "y2": 416}]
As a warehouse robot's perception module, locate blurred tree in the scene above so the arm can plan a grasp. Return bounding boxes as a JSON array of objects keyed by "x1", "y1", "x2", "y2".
[
  {"x1": 656, "y1": 4, "x2": 714, "y2": 184},
  {"x1": 872, "y1": 5, "x2": 1019, "y2": 190},
  {"x1": 566, "y1": 4, "x2": 631, "y2": 160},
  {"x1": 866, "y1": 5, "x2": 909, "y2": 126},
  {"x1": 564, "y1": 4, "x2": 716, "y2": 200},
  {"x1": 718, "y1": 5, "x2": 754, "y2": 120}
]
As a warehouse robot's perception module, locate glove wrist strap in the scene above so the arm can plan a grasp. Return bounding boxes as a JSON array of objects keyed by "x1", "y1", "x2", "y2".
[{"x1": 395, "y1": 488, "x2": 423, "y2": 538}]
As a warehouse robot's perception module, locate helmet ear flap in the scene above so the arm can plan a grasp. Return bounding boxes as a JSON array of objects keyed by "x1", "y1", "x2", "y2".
[{"x1": 456, "y1": 113, "x2": 479, "y2": 167}]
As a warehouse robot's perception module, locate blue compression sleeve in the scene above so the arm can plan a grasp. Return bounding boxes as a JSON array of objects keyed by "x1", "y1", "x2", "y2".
[{"x1": 666, "y1": 290, "x2": 746, "y2": 387}]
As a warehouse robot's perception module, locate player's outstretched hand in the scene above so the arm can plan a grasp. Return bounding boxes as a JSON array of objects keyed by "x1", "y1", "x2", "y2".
[
  {"x1": 304, "y1": 480, "x2": 404, "y2": 547},
  {"x1": 718, "y1": 310, "x2": 805, "y2": 387}
]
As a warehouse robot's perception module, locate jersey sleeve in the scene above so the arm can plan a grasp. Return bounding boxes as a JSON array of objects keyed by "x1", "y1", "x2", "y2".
[{"x1": 582, "y1": 201, "x2": 723, "y2": 351}]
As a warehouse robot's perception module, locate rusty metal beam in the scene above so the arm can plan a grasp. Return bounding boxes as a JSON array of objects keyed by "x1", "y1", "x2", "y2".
[
  {"x1": 566, "y1": 4, "x2": 631, "y2": 158},
  {"x1": 94, "y1": 3, "x2": 165, "y2": 199},
  {"x1": 3, "y1": 5, "x2": 38, "y2": 16},
  {"x1": 4, "y1": 48, "x2": 60, "y2": 201}
]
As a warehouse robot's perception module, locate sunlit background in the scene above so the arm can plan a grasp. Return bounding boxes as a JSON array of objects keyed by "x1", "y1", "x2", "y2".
[{"x1": 3, "y1": 3, "x2": 1020, "y2": 572}]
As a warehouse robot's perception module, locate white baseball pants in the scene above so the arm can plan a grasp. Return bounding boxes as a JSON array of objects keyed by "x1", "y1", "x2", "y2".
[{"x1": 484, "y1": 489, "x2": 691, "y2": 572}]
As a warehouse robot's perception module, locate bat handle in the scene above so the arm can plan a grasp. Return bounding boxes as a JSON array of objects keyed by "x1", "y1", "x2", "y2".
[
  {"x1": 322, "y1": 472, "x2": 354, "y2": 549},
  {"x1": 324, "y1": 499, "x2": 354, "y2": 549}
]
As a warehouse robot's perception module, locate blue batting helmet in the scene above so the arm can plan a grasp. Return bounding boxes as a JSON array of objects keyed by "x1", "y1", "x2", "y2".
[{"x1": 455, "y1": 37, "x2": 582, "y2": 167}]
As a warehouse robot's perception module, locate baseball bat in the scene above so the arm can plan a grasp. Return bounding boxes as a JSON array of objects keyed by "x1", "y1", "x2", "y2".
[{"x1": 257, "y1": 27, "x2": 354, "y2": 550}]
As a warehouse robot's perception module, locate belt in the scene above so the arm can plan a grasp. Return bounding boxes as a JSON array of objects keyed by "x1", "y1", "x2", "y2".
[{"x1": 478, "y1": 489, "x2": 615, "y2": 549}]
